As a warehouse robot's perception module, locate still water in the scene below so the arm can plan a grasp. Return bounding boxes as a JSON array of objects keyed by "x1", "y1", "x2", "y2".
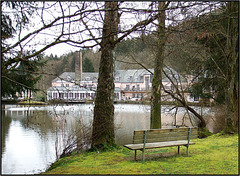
[{"x1": 2, "y1": 104, "x2": 210, "y2": 174}]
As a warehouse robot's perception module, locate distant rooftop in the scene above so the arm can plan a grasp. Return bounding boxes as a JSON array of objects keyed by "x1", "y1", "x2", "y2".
[
  {"x1": 47, "y1": 84, "x2": 121, "y2": 92},
  {"x1": 52, "y1": 68, "x2": 187, "y2": 83},
  {"x1": 52, "y1": 72, "x2": 98, "y2": 83}
]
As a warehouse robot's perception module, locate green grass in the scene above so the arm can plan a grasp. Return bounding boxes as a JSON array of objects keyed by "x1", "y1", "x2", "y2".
[
  {"x1": 43, "y1": 134, "x2": 238, "y2": 175},
  {"x1": 18, "y1": 100, "x2": 47, "y2": 105}
]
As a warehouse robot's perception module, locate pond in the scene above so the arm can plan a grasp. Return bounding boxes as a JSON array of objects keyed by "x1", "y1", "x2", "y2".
[{"x1": 1, "y1": 104, "x2": 212, "y2": 174}]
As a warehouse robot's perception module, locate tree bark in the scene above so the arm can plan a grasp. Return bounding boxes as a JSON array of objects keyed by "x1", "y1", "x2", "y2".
[
  {"x1": 223, "y1": 2, "x2": 238, "y2": 133},
  {"x1": 91, "y1": 2, "x2": 118, "y2": 148},
  {"x1": 150, "y1": 2, "x2": 167, "y2": 129}
]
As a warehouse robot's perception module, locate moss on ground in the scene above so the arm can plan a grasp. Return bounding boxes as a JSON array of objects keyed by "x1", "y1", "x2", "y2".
[{"x1": 43, "y1": 134, "x2": 238, "y2": 175}]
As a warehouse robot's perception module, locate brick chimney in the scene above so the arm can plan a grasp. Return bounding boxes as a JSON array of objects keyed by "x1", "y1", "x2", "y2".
[{"x1": 75, "y1": 51, "x2": 82, "y2": 85}]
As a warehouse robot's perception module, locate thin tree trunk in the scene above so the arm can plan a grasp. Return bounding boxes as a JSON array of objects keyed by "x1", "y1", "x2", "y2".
[
  {"x1": 91, "y1": 2, "x2": 118, "y2": 148},
  {"x1": 162, "y1": 69, "x2": 207, "y2": 128},
  {"x1": 150, "y1": 2, "x2": 167, "y2": 129}
]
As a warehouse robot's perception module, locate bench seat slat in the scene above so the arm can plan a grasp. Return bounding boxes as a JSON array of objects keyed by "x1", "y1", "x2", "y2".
[
  {"x1": 124, "y1": 140, "x2": 195, "y2": 150},
  {"x1": 134, "y1": 136, "x2": 195, "y2": 144},
  {"x1": 134, "y1": 128, "x2": 189, "y2": 134},
  {"x1": 133, "y1": 132, "x2": 198, "y2": 144},
  {"x1": 134, "y1": 131, "x2": 198, "y2": 139},
  {"x1": 134, "y1": 130, "x2": 198, "y2": 138}
]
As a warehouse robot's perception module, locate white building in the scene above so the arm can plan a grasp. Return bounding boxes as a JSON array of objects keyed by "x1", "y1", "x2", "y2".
[{"x1": 47, "y1": 51, "x2": 200, "y2": 103}]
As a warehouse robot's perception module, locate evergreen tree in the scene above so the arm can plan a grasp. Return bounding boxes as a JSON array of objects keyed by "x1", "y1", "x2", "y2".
[
  {"x1": 2, "y1": 51, "x2": 45, "y2": 98},
  {"x1": 1, "y1": 2, "x2": 45, "y2": 98},
  {"x1": 83, "y1": 57, "x2": 94, "y2": 72}
]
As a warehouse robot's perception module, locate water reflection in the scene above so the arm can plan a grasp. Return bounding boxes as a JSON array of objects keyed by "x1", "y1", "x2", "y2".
[
  {"x1": 1, "y1": 104, "x2": 212, "y2": 174},
  {"x1": 1, "y1": 112, "x2": 12, "y2": 155},
  {"x1": 2, "y1": 116, "x2": 56, "y2": 174}
]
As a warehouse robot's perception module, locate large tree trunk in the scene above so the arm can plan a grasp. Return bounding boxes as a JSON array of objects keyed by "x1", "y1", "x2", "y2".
[
  {"x1": 150, "y1": 2, "x2": 167, "y2": 129},
  {"x1": 223, "y1": 2, "x2": 238, "y2": 133},
  {"x1": 91, "y1": 2, "x2": 118, "y2": 149}
]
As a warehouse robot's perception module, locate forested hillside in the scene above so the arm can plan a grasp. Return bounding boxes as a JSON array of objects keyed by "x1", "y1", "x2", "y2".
[{"x1": 114, "y1": 34, "x2": 155, "y2": 70}]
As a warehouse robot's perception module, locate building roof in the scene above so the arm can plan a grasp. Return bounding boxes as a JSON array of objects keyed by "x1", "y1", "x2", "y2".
[
  {"x1": 47, "y1": 85, "x2": 94, "y2": 92},
  {"x1": 52, "y1": 72, "x2": 99, "y2": 83},
  {"x1": 52, "y1": 68, "x2": 187, "y2": 84},
  {"x1": 114, "y1": 69, "x2": 153, "y2": 83}
]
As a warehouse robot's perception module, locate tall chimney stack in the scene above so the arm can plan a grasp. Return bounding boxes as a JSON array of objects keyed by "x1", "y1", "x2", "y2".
[{"x1": 75, "y1": 51, "x2": 82, "y2": 85}]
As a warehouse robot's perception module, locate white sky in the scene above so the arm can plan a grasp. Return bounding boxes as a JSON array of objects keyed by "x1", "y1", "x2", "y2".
[{"x1": 43, "y1": 42, "x2": 79, "y2": 57}]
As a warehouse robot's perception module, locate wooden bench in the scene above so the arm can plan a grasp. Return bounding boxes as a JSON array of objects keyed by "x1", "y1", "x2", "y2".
[{"x1": 124, "y1": 127, "x2": 198, "y2": 162}]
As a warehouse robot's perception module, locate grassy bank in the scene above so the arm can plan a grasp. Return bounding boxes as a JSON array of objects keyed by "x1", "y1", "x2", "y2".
[
  {"x1": 115, "y1": 100, "x2": 212, "y2": 106},
  {"x1": 18, "y1": 100, "x2": 48, "y2": 105},
  {"x1": 43, "y1": 133, "x2": 238, "y2": 175}
]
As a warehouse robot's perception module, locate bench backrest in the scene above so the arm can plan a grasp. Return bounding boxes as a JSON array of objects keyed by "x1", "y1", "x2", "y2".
[{"x1": 133, "y1": 127, "x2": 198, "y2": 144}]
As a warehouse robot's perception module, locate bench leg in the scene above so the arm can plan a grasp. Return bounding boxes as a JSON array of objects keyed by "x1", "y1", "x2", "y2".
[
  {"x1": 187, "y1": 146, "x2": 189, "y2": 156},
  {"x1": 134, "y1": 150, "x2": 137, "y2": 161},
  {"x1": 178, "y1": 146, "x2": 180, "y2": 154},
  {"x1": 142, "y1": 149, "x2": 145, "y2": 163}
]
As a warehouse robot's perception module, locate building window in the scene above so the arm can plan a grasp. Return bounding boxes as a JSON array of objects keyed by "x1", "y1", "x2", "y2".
[
  {"x1": 75, "y1": 93, "x2": 79, "y2": 99},
  {"x1": 132, "y1": 85, "x2": 135, "y2": 91},
  {"x1": 115, "y1": 77, "x2": 120, "y2": 81},
  {"x1": 127, "y1": 76, "x2": 133, "y2": 81},
  {"x1": 67, "y1": 76, "x2": 72, "y2": 81},
  {"x1": 61, "y1": 84, "x2": 64, "y2": 87},
  {"x1": 65, "y1": 93, "x2": 68, "y2": 98},
  {"x1": 193, "y1": 95, "x2": 199, "y2": 101},
  {"x1": 137, "y1": 85, "x2": 140, "y2": 90},
  {"x1": 126, "y1": 85, "x2": 129, "y2": 90},
  {"x1": 145, "y1": 76, "x2": 150, "y2": 90},
  {"x1": 85, "y1": 77, "x2": 90, "y2": 81},
  {"x1": 91, "y1": 93, "x2": 95, "y2": 99},
  {"x1": 69, "y1": 93, "x2": 73, "y2": 98},
  {"x1": 53, "y1": 93, "x2": 57, "y2": 99},
  {"x1": 59, "y1": 93, "x2": 64, "y2": 99},
  {"x1": 132, "y1": 93, "x2": 135, "y2": 98},
  {"x1": 87, "y1": 93, "x2": 90, "y2": 98},
  {"x1": 66, "y1": 84, "x2": 69, "y2": 87},
  {"x1": 80, "y1": 93, "x2": 83, "y2": 99},
  {"x1": 115, "y1": 93, "x2": 119, "y2": 100}
]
